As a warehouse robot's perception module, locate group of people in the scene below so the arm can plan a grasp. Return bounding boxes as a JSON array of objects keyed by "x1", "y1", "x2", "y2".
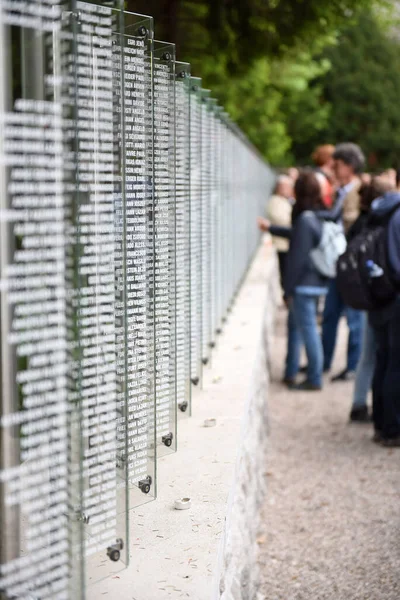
[{"x1": 258, "y1": 143, "x2": 400, "y2": 447}]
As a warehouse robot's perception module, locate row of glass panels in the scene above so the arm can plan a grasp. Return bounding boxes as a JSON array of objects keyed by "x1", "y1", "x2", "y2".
[{"x1": 0, "y1": 1, "x2": 275, "y2": 598}]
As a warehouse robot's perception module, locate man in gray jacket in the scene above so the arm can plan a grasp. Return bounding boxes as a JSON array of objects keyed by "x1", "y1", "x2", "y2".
[{"x1": 322, "y1": 143, "x2": 365, "y2": 381}]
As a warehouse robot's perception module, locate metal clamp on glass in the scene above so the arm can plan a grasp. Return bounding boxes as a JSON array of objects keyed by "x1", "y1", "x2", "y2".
[
  {"x1": 162, "y1": 432, "x2": 174, "y2": 447},
  {"x1": 107, "y1": 539, "x2": 124, "y2": 563},
  {"x1": 139, "y1": 475, "x2": 153, "y2": 495}
]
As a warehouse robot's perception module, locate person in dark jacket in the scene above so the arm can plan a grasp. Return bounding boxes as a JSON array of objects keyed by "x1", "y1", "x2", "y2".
[
  {"x1": 259, "y1": 170, "x2": 328, "y2": 390},
  {"x1": 348, "y1": 179, "x2": 392, "y2": 423},
  {"x1": 367, "y1": 190, "x2": 400, "y2": 446}
]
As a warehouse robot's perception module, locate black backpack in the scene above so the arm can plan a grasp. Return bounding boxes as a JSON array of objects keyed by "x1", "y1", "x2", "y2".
[{"x1": 336, "y1": 207, "x2": 400, "y2": 311}]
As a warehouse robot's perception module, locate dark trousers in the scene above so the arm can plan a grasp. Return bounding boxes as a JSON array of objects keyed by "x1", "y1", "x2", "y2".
[
  {"x1": 277, "y1": 251, "x2": 287, "y2": 289},
  {"x1": 372, "y1": 300, "x2": 400, "y2": 439},
  {"x1": 322, "y1": 278, "x2": 363, "y2": 371}
]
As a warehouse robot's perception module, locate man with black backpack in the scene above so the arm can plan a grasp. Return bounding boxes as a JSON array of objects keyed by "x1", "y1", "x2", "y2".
[
  {"x1": 366, "y1": 188, "x2": 400, "y2": 446},
  {"x1": 343, "y1": 178, "x2": 392, "y2": 423},
  {"x1": 337, "y1": 178, "x2": 400, "y2": 446}
]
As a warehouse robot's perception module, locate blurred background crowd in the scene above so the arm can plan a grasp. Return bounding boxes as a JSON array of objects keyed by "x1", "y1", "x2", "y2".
[{"x1": 258, "y1": 143, "x2": 400, "y2": 448}]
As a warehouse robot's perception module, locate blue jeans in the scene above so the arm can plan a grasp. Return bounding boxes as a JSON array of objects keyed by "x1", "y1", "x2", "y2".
[
  {"x1": 322, "y1": 278, "x2": 363, "y2": 371},
  {"x1": 285, "y1": 292, "x2": 325, "y2": 387},
  {"x1": 352, "y1": 313, "x2": 376, "y2": 409}
]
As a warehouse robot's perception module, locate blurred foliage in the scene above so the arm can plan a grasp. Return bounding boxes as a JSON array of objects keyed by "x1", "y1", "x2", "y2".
[
  {"x1": 298, "y1": 10, "x2": 400, "y2": 169},
  {"x1": 204, "y1": 47, "x2": 332, "y2": 166},
  {"x1": 127, "y1": 0, "x2": 398, "y2": 168}
]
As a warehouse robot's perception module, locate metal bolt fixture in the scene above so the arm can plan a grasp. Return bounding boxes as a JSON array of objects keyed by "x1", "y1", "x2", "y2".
[
  {"x1": 107, "y1": 538, "x2": 124, "y2": 562},
  {"x1": 74, "y1": 506, "x2": 90, "y2": 525},
  {"x1": 62, "y1": 10, "x2": 81, "y2": 24},
  {"x1": 191, "y1": 376, "x2": 200, "y2": 386},
  {"x1": 116, "y1": 454, "x2": 126, "y2": 469},
  {"x1": 137, "y1": 25, "x2": 148, "y2": 37},
  {"x1": 162, "y1": 432, "x2": 174, "y2": 447},
  {"x1": 161, "y1": 52, "x2": 171, "y2": 62},
  {"x1": 139, "y1": 475, "x2": 152, "y2": 495},
  {"x1": 178, "y1": 401, "x2": 188, "y2": 413}
]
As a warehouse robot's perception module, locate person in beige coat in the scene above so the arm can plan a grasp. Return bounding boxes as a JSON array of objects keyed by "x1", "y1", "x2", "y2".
[{"x1": 266, "y1": 175, "x2": 294, "y2": 286}]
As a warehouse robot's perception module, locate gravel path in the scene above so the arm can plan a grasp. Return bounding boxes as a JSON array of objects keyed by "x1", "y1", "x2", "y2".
[{"x1": 258, "y1": 308, "x2": 400, "y2": 600}]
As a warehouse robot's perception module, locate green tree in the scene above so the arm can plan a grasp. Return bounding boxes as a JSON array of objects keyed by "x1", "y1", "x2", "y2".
[
  {"x1": 127, "y1": 0, "x2": 387, "y2": 70},
  {"x1": 125, "y1": 0, "x2": 394, "y2": 166},
  {"x1": 301, "y1": 10, "x2": 400, "y2": 168},
  {"x1": 207, "y1": 47, "x2": 332, "y2": 166}
]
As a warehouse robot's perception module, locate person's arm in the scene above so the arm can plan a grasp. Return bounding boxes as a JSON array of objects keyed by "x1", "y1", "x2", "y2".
[
  {"x1": 257, "y1": 216, "x2": 292, "y2": 238},
  {"x1": 315, "y1": 198, "x2": 343, "y2": 222},
  {"x1": 269, "y1": 225, "x2": 292, "y2": 239}
]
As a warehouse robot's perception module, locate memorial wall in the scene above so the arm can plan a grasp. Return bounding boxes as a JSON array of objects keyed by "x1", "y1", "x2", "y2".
[{"x1": 0, "y1": 1, "x2": 274, "y2": 598}]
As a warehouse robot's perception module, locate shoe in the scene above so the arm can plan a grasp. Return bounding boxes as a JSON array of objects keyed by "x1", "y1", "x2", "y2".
[
  {"x1": 349, "y1": 406, "x2": 372, "y2": 423},
  {"x1": 381, "y1": 436, "x2": 400, "y2": 448},
  {"x1": 372, "y1": 430, "x2": 383, "y2": 444},
  {"x1": 331, "y1": 369, "x2": 356, "y2": 382},
  {"x1": 288, "y1": 380, "x2": 322, "y2": 392},
  {"x1": 282, "y1": 376, "x2": 296, "y2": 386}
]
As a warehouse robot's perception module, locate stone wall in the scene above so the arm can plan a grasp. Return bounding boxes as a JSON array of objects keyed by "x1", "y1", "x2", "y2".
[{"x1": 217, "y1": 252, "x2": 280, "y2": 600}]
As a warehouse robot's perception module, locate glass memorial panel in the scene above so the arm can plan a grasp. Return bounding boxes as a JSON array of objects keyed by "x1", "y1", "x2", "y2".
[
  {"x1": 231, "y1": 129, "x2": 241, "y2": 296},
  {"x1": 220, "y1": 113, "x2": 231, "y2": 322},
  {"x1": 243, "y1": 143, "x2": 252, "y2": 271},
  {"x1": 208, "y1": 99, "x2": 218, "y2": 347},
  {"x1": 111, "y1": 9, "x2": 157, "y2": 512},
  {"x1": 152, "y1": 41, "x2": 177, "y2": 455},
  {"x1": 232, "y1": 131, "x2": 241, "y2": 290},
  {"x1": 225, "y1": 122, "x2": 236, "y2": 310},
  {"x1": 200, "y1": 90, "x2": 211, "y2": 366},
  {"x1": 0, "y1": 2, "x2": 276, "y2": 597},
  {"x1": 214, "y1": 107, "x2": 224, "y2": 336},
  {"x1": 237, "y1": 136, "x2": 248, "y2": 280},
  {"x1": 60, "y1": 0, "x2": 127, "y2": 587},
  {"x1": 247, "y1": 149, "x2": 257, "y2": 261},
  {"x1": 174, "y1": 61, "x2": 191, "y2": 418},
  {"x1": 189, "y1": 77, "x2": 202, "y2": 387},
  {"x1": 0, "y1": 2, "x2": 70, "y2": 599}
]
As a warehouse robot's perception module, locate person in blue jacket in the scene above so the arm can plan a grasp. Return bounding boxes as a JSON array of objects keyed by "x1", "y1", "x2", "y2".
[
  {"x1": 368, "y1": 187, "x2": 400, "y2": 446},
  {"x1": 259, "y1": 170, "x2": 329, "y2": 390}
]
